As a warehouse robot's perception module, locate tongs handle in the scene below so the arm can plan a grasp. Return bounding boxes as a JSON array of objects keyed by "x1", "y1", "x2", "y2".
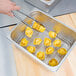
[
  {"x1": 14, "y1": 11, "x2": 43, "y2": 25},
  {"x1": 17, "y1": 11, "x2": 39, "y2": 23},
  {"x1": 12, "y1": 11, "x2": 31, "y2": 27},
  {"x1": 0, "y1": 11, "x2": 32, "y2": 28},
  {"x1": 0, "y1": 10, "x2": 43, "y2": 28}
]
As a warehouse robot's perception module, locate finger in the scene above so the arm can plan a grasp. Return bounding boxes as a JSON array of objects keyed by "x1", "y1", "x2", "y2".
[
  {"x1": 11, "y1": 2, "x2": 16, "y2": 6},
  {"x1": 7, "y1": 12, "x2": 14, "y2": 17},
  {"x1": 13, "y1": 6, "x2": 21, "y2": 11}
]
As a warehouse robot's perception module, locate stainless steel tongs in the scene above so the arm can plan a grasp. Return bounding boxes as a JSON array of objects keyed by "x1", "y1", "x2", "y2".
[{"x1": 0, "y1": 11, "x2": 43, "y2": 28}]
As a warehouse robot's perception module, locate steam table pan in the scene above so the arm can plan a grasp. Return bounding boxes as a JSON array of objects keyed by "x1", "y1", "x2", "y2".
[
  {"x1": 8, "y1": 10, "x2": 76, "y2": 72},
  {"x1": 24, "y1": 0, "x2": 60, "y2": 12}
]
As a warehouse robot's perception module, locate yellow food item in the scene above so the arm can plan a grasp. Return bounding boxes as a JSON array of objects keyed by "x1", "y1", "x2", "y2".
[
  {"x1": 27, "y1": 46, "x2": 36, "y2": 53},
  {"x1": 32, "y1": 22, "x2": 40, "y2": 30},
  {"x1": 49, "y1": 31, "x2": 57, "y2": 38},
  {"x1": 33, "y1": 38, "x2": 42, "y2": 45},
  {"x1": 44, "y1": 38, "x2": 51, "y2": 46},
  {"x1": 37, "y1": 51, "x2": 45, "y2": 60},
  {"x1": 20, "y1": 25, "x2": 26, "y2": 32},
  {"x1": 49, "y1": 59, "x2": 58, "y2": 66},
  {"x1": 25, "y1": 27, "x2": 33, "y2": 38},
  {"x1": 32, "y1": 21, "x2": 46, "y2": 32},
  {"x1": 46, "y1": 47, "x2": 54, "y2": 54},
  {"x1": 38, "y1": 25, "x2": 46, "y2": 32},
  {"x1": 53, "y1": 39, "x2": 61, "y2": 47},
  {"x1": 20, "y1": 38, "x2": 28, "y2": 47},
  {"x1": 57, "y1": 48, "x2": 67, "y2": 55}
]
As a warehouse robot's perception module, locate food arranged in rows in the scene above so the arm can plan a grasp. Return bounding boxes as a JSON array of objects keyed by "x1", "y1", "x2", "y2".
[{"x1": 19, "y1": 21, "x2": 67, "y2": 67}]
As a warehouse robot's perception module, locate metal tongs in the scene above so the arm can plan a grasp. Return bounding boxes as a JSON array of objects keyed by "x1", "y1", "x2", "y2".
[
  {"x1": 0, "y1": 11, "x2": 43, "y2": 28},
  {"x1": 13, "y1": 11, "x2": 41, "y2": 28}
]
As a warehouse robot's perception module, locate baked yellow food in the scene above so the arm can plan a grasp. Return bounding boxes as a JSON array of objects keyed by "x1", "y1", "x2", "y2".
[
  {"x1": 49, "y1": 59, "x2": 58, "y2": 66},
  {"x1": 25, "y1": 27, "x2": 33, "y2": 38},
  {"x1": 37, "y1": 51, "x2": 45, "y2": 60},
  {"x1": 53, "y1": 39, "x2": 61, "y2": 47},
  {"x1": 38, "y1": 25, "x2": 46, "y2": 32},
  {"x1": 27, "y1": 46, "x2": 36, "y2": 53},
  {"x1": 49, "y1": 31, "x2": 57, "y2": 38},
  {"x1": 20, "y1": 38, "x2": 28, "y2": 47},
  {"x1": 44, "y1": 38, "x2": 51, "y2": 46},
  {"x1": 57, "y1": 48, "x2": 67, "y2": 55},
  {"x1": 32, "y1": 21, "x2": 46, "y2": 32},
  {"x1": 33, "y1": 38, "x2": 42, "y2": 45},
  {"x1": 46, "y1": 47, "x2": 54, "y2": 55}
]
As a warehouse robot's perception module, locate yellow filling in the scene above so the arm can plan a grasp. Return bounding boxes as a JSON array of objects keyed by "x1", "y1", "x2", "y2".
[
  {"x1": 27, "y1": 46, "x2": 36, "y2": 53},
  {"x1": 49, "y1": 59, "x2": 58, "y2": 66},
  {"x1": 46, "y1": 47, "x2": 54, "y2": 54},
  {"x1": 20, "y1": 38, "x2": 28, "y2": 47},
  {"x1": 32, "y1": 22, "x2": 46, "y2": 32},
  {"x1": 57, "y1": 48, "x2": 67, "y2": 55},
  {"x1": 37, "y1": 51, "x2": 45, "y2": 60},
  {"x1": 33, "y1": 38, "x2": 42, "y2": 45},
  {"x1": 49, "y1": 31, "x2": 57, "y2": 38},
  {"x1": 25, "y1": 27, "x2": 33, "y2": 38},
  {"x1": 53, "y1": 39, "x2": 61, "y2": 47},
  {"x1": 44, "y1": 38, "x2": 51, "y2": 46}
]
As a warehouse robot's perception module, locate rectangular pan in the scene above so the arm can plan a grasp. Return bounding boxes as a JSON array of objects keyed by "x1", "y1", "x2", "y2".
[{"x1": 8, "y1": 10, "x2": 76, "y2": 72}]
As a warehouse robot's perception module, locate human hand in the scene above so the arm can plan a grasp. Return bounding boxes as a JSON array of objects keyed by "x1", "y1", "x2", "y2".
[{"x1": 0, "y1": 0, "x2": 20, "y2": 17}]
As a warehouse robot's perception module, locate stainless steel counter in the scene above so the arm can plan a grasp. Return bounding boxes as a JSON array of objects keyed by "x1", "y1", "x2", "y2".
[{"x1": 0, "y1": 28, "x2": 17, "y2": 76}]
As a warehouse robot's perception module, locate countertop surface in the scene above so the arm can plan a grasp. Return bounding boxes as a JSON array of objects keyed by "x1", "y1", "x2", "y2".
[
  {"x1": 0, "y1": 0, "x2": 76, "y2": 76},
  {"x1": 0, "y1": 27, "x2": 17, "y2": 76},
  {"x1": 12, "y1": 13, "x2": 76, "y2": 76}
]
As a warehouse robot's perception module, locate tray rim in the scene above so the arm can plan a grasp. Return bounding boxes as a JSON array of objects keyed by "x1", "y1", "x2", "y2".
[{"x1": 8, "y1": 9, "x2": 76, "y2": 72}]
